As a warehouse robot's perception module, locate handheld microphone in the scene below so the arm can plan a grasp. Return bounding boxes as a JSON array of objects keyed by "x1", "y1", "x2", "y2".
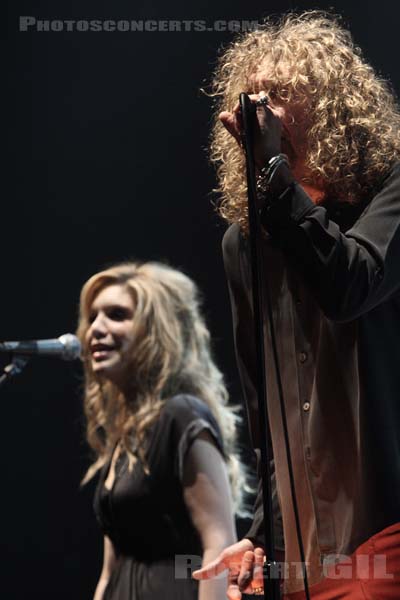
[{"x1": 0, "y1": 334, "x2": 81, "y2": 361}]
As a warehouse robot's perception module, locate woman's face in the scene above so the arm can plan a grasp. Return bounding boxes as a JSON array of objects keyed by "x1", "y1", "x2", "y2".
[{"x1": 86, "y1": 284, "x2": 135, "y2": 385}]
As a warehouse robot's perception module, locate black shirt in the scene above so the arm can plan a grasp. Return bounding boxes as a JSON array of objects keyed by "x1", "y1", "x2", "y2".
[
  {"x1": 223, "y1": 163, "x2": 400, "y2": 593},
  {"x1": 94, "y1": 395, "x2": 224, "y2": 599}
]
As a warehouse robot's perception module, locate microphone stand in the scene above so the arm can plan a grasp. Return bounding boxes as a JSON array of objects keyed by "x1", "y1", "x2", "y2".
[
  {"x1": 0, "y1": 355, "x2": 29, "y2": 389},
  {"x1": 239, "y1": 93, "x2": 311, "y2": 600},
  {"x1": 239, "y1": 93, "x2": 281, "y2": 600}
]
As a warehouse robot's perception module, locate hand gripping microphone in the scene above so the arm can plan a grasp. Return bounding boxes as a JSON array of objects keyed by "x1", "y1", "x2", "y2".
[{"x1": 0, "y1": 334, "x2": 81, "y2": 361}]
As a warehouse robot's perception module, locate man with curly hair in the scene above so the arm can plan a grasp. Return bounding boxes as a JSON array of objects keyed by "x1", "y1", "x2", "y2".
[{"x1": 193, "y1": 11, "x2": 400, "y2": 599}]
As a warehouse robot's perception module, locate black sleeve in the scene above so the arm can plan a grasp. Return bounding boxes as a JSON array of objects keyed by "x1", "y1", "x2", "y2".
[
  {"x1": 163, "y1": 395, "x2": 224, "y2": 481},
  {"x1": 261, "y1": 163, "x2": 400, "y2": 322}
]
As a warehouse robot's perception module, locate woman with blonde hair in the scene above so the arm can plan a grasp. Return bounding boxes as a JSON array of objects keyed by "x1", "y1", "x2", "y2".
[{"x1": 77, "y1": 261, "x2": 243, "y2": 600}]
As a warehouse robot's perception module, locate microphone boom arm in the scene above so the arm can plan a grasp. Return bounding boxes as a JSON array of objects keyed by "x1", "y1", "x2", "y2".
[{"x1": 0, "y1": 355, "x2": 29, "y2": 389}]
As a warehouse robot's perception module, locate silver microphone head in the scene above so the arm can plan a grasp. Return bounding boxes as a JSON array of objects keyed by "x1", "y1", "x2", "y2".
[{"x1": 58, "y1": 334, "x2": 82, "y2": 361}]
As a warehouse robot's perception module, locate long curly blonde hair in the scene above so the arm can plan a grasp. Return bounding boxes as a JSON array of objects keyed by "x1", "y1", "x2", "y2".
[
  {"x1": 209, "y1": 11, "x2": 400, "y2": 231},
  {"x1": 77, "y1": 261, "x2": 245, "y2": 511}
]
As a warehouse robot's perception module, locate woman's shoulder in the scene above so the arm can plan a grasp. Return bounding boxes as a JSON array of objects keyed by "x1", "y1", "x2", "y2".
[
  {"x1": 162, "y1": 394, "x2": 216, "y2": 424},
  {"x1": 162, "y1": 394, "x2": 223, "y2": 446},
  {"x1": 161, "y1": 395, "x2": 225, "y2": 478}
]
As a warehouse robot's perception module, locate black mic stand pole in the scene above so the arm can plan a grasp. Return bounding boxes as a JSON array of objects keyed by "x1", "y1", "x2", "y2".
[{"x1": 239, "y1": 93, "x2": 281, "y2": 600}]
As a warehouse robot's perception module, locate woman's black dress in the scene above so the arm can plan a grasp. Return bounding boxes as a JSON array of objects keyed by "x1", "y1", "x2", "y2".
[{"x1": 94, "y1": 394, "x2": 224, "y2": 600}]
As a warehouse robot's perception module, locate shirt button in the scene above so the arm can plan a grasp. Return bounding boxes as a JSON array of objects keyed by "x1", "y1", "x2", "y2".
[
  {"x1": 303, "y1": 402, "x2": 310, "y2": 412},
  {"x1": 299, "y1": 352, "x2": 308, "y2": 363}
]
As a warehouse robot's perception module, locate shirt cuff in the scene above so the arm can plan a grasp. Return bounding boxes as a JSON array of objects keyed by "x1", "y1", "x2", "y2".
[
  {"x1": 245, "y1": 522, "x2": 266, "y2": 548},
  {"x1": 260, "y1": 182, "x2": 315, "y2": 233}
]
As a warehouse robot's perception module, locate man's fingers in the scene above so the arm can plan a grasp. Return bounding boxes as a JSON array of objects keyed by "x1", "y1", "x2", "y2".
[
  {"x1": 237, "y1": 550, "x2": 254, "y2": 590},
  {"x1": 250, "y1": 547, "x2": 265, "y2": 594},
  {"x1": 219, "y1": 111, "x2": 242, "y2": 145},
  {"x1": 192, "y1": 555, "x2": 227, "y2": 580}
]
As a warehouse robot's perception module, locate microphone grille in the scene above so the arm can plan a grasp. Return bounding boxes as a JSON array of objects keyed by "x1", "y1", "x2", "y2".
[{"x1": 58, "y1": 334, "x2": 82, "y2": 361}]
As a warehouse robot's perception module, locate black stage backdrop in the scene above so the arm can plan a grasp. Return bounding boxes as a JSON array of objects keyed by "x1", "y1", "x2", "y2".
[{"x1": 4, "y1": 1, "x2": 399, "y2": 598}]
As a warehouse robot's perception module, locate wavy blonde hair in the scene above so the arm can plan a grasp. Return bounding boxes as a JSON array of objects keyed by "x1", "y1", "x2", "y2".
[
  {"x1": 77, "y1": 261, "x2": 245, "y2": 511},
  {"x1": 209, "y1": 10, "x2": 400, "y2": 231}
]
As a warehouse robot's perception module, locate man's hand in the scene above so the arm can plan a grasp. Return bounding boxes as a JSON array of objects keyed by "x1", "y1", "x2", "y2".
[
  {"x1": 192, "y1": 538, "x2": 266, "y2": 598},
  {"x1": 219, "y1": 92, "x2": 285, "y2": 168}
]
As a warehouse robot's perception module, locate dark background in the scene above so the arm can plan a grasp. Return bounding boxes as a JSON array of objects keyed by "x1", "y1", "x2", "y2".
[{"x1": 4, "y1": 1, "x2": 399, "y2": 598}]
